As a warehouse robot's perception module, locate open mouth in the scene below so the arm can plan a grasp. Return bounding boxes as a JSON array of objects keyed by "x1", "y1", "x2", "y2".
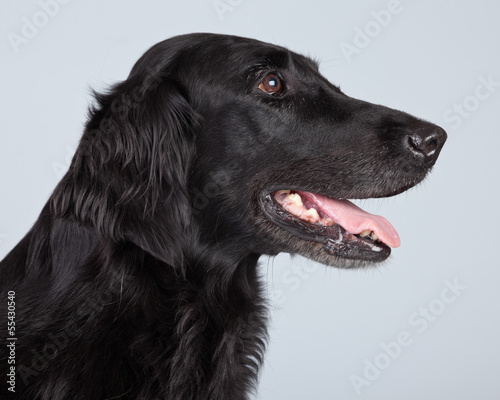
[{"x1": 261, "y1": 189, "x2": 402, "y2": 263}]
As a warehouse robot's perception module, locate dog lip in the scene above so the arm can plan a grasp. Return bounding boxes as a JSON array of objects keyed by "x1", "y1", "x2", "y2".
[
  {"x1": 370, "y1": 181, "x2": 420, "y2": 198},
  {"x1": 259, "y1": 192, "x2": 391, "y2": 262},
  {"x1": 356, "y1": 175, "x2": 427, "y2": 200}
]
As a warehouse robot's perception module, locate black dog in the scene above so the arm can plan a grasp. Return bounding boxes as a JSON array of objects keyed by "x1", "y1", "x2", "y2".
[{"x1": 0, "y1": 33, "x2": 446, "y2": 399}]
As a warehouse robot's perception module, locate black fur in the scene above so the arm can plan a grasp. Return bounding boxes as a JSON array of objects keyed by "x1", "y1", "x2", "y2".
[{"x1": 0, "y1": 33, "x2": 446, "y2": 399}]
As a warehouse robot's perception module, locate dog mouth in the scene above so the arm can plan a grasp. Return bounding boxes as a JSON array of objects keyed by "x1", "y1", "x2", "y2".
[{"x1": 261, "y1": 189, "x2": 401, "y2": 263}]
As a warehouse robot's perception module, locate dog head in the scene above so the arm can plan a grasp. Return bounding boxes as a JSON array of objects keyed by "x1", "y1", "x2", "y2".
[{"x1": 52, "y1": 33, "x2": 446, "y2": 269}]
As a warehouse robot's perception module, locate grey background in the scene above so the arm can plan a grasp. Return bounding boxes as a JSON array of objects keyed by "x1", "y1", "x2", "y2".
[{"x1": 1, "y1": 0, "x2": 499, "y2": 399}]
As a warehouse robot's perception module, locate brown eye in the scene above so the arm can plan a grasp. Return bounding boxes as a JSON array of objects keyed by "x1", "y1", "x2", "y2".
[{"x1": 258, "y1": 74, "x2": 284, "y2": 95}]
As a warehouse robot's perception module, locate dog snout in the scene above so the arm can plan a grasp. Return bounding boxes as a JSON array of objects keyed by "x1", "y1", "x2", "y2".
[{"x1": 405, "y1": 123, "x2": 447, "y2": 163}]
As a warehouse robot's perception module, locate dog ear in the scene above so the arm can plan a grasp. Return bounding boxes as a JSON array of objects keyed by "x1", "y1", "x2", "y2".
[{"x1": 51, "y1": 71, "x2": 197, "y2": 266}]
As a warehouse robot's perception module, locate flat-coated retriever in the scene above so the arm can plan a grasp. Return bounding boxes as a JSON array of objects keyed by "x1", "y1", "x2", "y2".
[{"x1": 0, "y1": 33, "x2": 446, "y2": 399}]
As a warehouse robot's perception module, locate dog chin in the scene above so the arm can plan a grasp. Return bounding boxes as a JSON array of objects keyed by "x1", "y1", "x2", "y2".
[
  {"x1": 274, "y1": 234, "x2": 391, "y2": 269},
  {"x1": 296, "y1": 242, "x2": 389, "y2": 269}
]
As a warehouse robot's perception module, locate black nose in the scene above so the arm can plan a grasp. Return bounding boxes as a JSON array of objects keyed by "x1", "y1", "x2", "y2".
[{"x1": 406, "y1": 124, "x2": 447, "y2": 163}]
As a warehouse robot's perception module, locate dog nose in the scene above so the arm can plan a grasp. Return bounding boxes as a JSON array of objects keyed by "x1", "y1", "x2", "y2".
[{"x1": 406, "y1": 124, "x2": 447, "y2": 163}]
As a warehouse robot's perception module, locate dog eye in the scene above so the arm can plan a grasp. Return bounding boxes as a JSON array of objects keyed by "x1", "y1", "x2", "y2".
[{"x1": 258, "y1": 74, "x2": 284, "y2": 95}]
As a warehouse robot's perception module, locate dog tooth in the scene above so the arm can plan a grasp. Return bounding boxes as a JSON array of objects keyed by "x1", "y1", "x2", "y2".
[
  {"x1": 288, "y1": 193, "x2": 303, "y2": 207},
  {"x1": 324, "y1": 217, "x2": 335, "y2": 226},
  {"x1": 371, "y1": 232, "x2": 379, "y2": 241},
  {"x1": 302, "y1": 207, "x2": 320, "y2": 223},
  {"x1": 359, "y1": 230, "x2": 371, "y2": 237},
  {"x1": 304, "y1": 207, "x2": 319, "y2": 218}
]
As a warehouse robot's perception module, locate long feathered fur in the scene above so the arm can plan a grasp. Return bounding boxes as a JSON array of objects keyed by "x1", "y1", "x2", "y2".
[
  {"x1": 1, "y1": 36, "x2": 267, "y2": 400},
  {"x1": 0, "y1": 32, "x2": 446, "y2": 399}
]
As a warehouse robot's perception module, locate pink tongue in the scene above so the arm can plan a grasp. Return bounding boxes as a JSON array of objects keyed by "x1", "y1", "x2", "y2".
[{"x1": 297, "y1": 191, "x2": 401, "y2": 248}]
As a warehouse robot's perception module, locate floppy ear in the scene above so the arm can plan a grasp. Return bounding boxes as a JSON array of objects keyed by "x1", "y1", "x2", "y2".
[{"x1": 51, "y1": 71, "x2": 196, "y2": 266}]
